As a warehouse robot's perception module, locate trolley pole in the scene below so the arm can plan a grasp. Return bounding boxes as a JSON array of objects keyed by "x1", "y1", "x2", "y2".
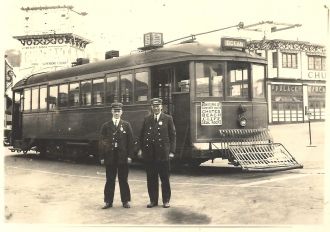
[{"x1": 308, "y1": 116, "x2": 312, "y2": 145}]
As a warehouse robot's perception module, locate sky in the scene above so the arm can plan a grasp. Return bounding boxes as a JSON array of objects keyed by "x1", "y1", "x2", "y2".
[{"x1": 1, "y1": 0, "x2": 329, "y2": 59}]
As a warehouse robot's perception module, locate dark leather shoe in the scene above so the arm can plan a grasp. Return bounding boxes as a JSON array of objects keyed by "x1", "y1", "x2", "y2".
[
  {"x1": 147, "y1": 202, "x2": 158, "y2": 208},
  {"x1": 101, "y1": 203, "x2": 112, "y2": 209},
  {"x1": 122, "y1": 202, "x2": 130, "y2": 208},
  {"x1": 163, "y1": 202, "x2": 170, "y2": 208}
]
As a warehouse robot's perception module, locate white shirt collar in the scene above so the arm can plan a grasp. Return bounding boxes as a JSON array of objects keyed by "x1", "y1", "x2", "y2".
[
  {"x1": 154, "y1": 113, "x2": 160, "y2": 121},
  {"x1": 112, "y1": 118, "x2": 120, "y2": 125}
]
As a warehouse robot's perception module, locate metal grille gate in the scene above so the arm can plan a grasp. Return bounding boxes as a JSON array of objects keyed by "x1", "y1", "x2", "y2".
[{"x1": 228, "y1": 143, "x2": 303, "y2": 172}]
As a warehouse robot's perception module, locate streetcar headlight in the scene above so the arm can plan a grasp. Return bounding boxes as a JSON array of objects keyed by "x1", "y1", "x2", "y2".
[{"x1": 238, "y1": 116, "x2": 247, "y2": 127}]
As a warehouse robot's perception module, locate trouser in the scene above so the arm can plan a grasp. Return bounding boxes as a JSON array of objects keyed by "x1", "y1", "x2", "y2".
[
  {"x1": 145, "y1": 160, "x2": 171, "y2": 204},
  {"x1": 104, "y1": 158, "x2": 131, "y2": 204}
]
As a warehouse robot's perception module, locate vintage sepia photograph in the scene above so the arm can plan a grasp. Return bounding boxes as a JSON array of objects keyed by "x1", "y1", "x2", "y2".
[{"x1": 1, "y1": 0, "x2": 329, "y2": 231}]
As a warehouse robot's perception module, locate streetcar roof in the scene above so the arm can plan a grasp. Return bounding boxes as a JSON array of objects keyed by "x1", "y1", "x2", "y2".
[{"x1": 13, "y1": 42, "x2": 266, "y2": 89}]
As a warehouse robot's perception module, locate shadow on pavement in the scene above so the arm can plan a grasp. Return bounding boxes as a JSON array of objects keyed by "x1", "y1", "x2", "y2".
[{"x1": 164, "y1": 207, "x2": 212, "y2": 224}]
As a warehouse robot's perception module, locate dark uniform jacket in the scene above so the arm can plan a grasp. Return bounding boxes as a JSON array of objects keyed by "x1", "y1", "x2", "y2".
[
  {"x1": 99, "y1": 119, "x2": 134, "y2": 165},
  {"x1": 140, "y1": 112, "x2": 176, "y2": 162}
]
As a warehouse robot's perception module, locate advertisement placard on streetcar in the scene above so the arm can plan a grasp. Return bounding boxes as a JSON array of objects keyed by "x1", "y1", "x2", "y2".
[{"x1": 201, "y1": 101, "x2": 222, "y2": 126}]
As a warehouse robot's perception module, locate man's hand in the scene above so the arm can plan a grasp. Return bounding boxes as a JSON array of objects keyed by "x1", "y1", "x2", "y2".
[{"x1": 100, "y1": 159, "x2": 104, "y2": 165}]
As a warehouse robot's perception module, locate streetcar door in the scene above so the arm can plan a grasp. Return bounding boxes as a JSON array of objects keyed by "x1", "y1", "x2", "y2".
[
  {"x1": 150, "y1": 62, "x2": 190, "y2": 115},
  {"x1": 12, "y1": 90, "x2": 23, "y2": 141},
  {"x1": 150, "y1": 66, "x2": 174, "y2": 114},
  {"x1": 172, "y1": 92, "x2": 190, "y2": 157}
]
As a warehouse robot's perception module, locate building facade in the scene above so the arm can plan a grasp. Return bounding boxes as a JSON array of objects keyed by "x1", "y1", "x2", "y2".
[
  {"x1": 248, "y1": 39, "x2": 326, "y2": 124},
  {"x1": 13, "y1": 6, "x2": 91, "y2": 77}
]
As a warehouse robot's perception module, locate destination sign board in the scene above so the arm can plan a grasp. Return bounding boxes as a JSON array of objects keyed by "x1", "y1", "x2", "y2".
[
  {"x1": 221, "y1": 37, "x2": 247, "y2": 50},
  {"x1": 144, "y1": 32, "x2": 164, "y2": 47}
]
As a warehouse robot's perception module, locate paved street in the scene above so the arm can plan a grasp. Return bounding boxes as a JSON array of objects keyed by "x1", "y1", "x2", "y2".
[{"x1": 3, "y1": 122, "x2": 328, "y2": 228}]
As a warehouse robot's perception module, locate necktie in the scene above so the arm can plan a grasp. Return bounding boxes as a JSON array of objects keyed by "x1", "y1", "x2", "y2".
[
  {"x1": 154, "y1": 115, "x2": 158, "y2": 124},
  {"x1": 115, "y1": 120, "x2": 118, "y2": 127}
]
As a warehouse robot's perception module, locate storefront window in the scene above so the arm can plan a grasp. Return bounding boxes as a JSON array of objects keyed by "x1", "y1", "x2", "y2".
[
  {"x1": 308, "y1": 85, "x2": 326, "y2": 120},
  {"x1": 271, "y1": 84, "x2": 303, "y2": 123}
]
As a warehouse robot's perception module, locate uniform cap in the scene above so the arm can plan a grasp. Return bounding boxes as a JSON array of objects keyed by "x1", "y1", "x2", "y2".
[
  {"x1": 150, "y1": 98, "x2": 162, "y2": 105},
  {"x1": 111, "y1": 102, "x2": 123, "y2": 110}
]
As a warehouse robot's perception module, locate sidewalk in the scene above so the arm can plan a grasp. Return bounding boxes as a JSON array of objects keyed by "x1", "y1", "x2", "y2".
[{"x1": 269, "y1": 122, "x2": 325, "y2": 170}]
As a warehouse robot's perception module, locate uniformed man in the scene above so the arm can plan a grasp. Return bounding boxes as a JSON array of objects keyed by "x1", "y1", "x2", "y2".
[
  {"x1": 99, "y1": 102, "x2": 133, "y2": 209},
  {"x1": 138, "y1": 98, "x2": 176, "y2": 208}
]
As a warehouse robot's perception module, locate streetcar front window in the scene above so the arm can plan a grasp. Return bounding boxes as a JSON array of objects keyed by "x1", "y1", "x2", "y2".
[
  {"x1": 252, "y1": 64, "x2": 265, "y2": 98},
  {"x1": 196, "y1": 62, "x2": 224, "y2": 97},
  {"x1": 195, "y1": 61, "x2": 266, "y2": 101},
  {"x1": 226, "y1": 62, "x2": 249, "y2": 99}
]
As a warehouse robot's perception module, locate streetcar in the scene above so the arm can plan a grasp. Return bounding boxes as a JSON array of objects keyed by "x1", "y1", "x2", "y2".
[{"x1": 10, "y1": 33, "x2": 302, "y2": 171}]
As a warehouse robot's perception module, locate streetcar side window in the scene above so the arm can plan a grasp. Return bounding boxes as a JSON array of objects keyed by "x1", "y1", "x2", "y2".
[
  {"x1": 252, "y1": 65, "x2": 265, "y2": 98},
  {"x1": 39, "y1": 85, "x2": 47, "y2": 110},
  {"x1": 120, "y1": 73, "x2": 133, "y2": 104},
  {"x1": 106, "y1": 74, "x2": 118, "y2": 104},
  {"x1": 226, "y1": 62, "x2": 249, "y2": 99},
  {"x1": 31, "y1": 87, "x2": 39, "y2": 110},
  {"x1": 49, "y1": 85, "x2": 58, "y2": 110},
  {"x1": 93, "y1": 78, "x2": 105, "y2": 105},
  {"x1": 69, "y1": 82, "x2": 80, "y2": 107},
  {"x1": 58, "y1": 84, "x2": 69, "y2": 107},
  {"x1": 195, "y1": 62, "x2": 224, "y2": 97},
  {"x1": 23, "y1": 88, "x2": 31, "y2": 112},
  {"x1": 134, "y1": 71, "x2": 149, "y2": 103},
  {"x1": 81, "y1": 80, "x2": 92, "y2": 106}
]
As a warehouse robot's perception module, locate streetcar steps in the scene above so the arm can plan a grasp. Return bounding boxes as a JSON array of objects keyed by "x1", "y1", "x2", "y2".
[{"x1": 228, "y1": 143, "x2": 303, "y2": 172}]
